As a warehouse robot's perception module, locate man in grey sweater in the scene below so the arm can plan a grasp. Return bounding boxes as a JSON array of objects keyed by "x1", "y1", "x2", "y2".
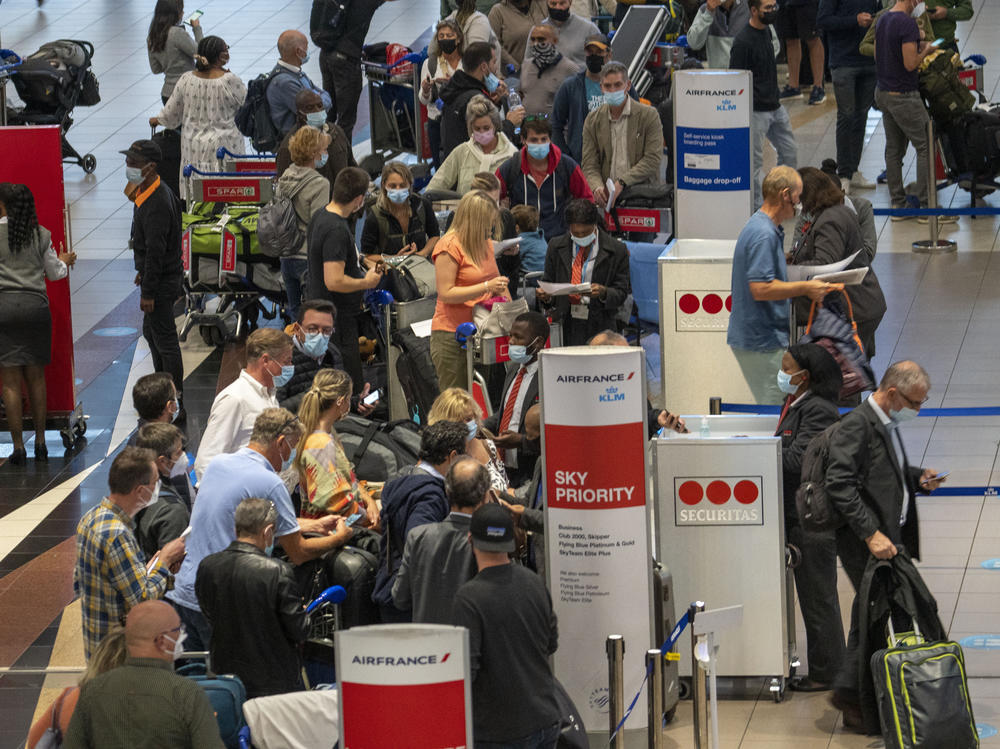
[
  {"x1": 519, "y1": 23, "x2": 581, "y2": 115},
  {"x1": 540, "y1": 0, "x2": 600, "y2": 68},
  {"x1": 686, "y1": 0, "x2": 780, "y2": 69}
]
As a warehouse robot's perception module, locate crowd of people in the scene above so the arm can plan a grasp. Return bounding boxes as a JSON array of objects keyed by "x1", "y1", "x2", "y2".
[{"x1": 0, "y1": 0, "x2": 979, "y2": 745}]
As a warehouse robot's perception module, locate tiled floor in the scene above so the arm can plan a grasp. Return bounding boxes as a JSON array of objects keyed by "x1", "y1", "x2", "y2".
[{"x1": 2, "y1": 0, "x2": 1000, "y2": 746}]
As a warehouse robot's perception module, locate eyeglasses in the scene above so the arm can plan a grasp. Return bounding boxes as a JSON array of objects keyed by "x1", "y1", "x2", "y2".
[
  {"x1": 897, "y1": 389, "x2": 929, "y2": 409},
  {"x1": 523, "y1": 113, "x2": 549, "y2": 123},
  {"x1": 158, "y1": 624, "x2": 184, "y2": 640},
  {"x1": 278, "y1": 415, "x2": 301, "y2": 436},
  {"x1": 303, "y1": 325, "x2": 335, "y2": 336}
]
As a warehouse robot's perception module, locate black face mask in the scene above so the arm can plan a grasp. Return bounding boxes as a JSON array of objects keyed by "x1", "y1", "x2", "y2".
[
  {"x1": 438, "y1": 38, "x2": 458, "y2": 55},
  {"x1": 548, "y1": 5, "x2": 570, "y2": 21},
  {"x1": 759, "y1": 9, "x2": 778, "y2": 24},
  {"x1": 585, "y1": 53, "x2": 604, "y2": 74}
]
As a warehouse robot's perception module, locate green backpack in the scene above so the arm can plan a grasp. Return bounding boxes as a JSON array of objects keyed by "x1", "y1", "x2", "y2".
[{"x1": 919, "y1": 49, "x2": 975, "y2": 126}]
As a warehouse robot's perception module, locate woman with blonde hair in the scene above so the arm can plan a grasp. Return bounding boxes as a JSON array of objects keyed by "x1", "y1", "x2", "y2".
[
  {"x1": 430, "y1": 190, "x2": 510, "y2": 390},
  {"x1": 360, "y1": 161, "x2": 440, "y2": 260},
  {"x1": 295, "y1": 369, "x2": 378, "y2": 526},
  {"x1": 26, "y1": 628, "x2": 127, "y2": 748},
  {"x1": 426, "y1": 95, "x2": 518, "y2": 195},
  {"x1": 429, "y1": 387, "x2": 509, "y2": 492},
  {"x1": 276, "y1": 126, "x2": 331, "y2": 318}
]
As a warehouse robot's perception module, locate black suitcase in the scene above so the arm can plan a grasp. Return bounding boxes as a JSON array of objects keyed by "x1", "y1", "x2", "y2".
[
  {"x1": 151, "y1": 126, "x2": 182, "y2": 201},
  {"x1": 391, "y1": 328, "x2": 440, "y2": 422},
  {"x1": 329, "y1": 545, "x2": 381, "y2": 628},
  {"x1": 553, "y1": 678, "x2": 588, "y2": 749}
]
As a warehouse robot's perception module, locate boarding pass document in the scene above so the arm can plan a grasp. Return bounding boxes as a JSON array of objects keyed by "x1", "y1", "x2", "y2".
[
  {"x1": 493, "y1": 238, "x2": 520, "y2": 256},
  {"x1": 814, "y1": 267, "x2": 868, "y2": 285},
  {"x1": 786, "y1": 250, "x2": 862, "y2": 282},
  {"x1": 538, "y1": 281, "x2": 592, "y2": 296}
]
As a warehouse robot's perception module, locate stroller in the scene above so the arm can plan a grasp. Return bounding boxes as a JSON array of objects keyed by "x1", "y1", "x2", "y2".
[{"x1": 4, "y1": 39, "x2": 100, "y2": 173}]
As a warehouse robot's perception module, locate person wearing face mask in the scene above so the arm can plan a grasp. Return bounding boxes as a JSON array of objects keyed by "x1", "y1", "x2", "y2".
[
  {"x1": 74, "y1": 448, "x2": 188, "y2": 660},
  {"x1": 275, "y1": 89, "x2": 358, "y2": 193},
  {"x1": 129, "y1": 373, "x2": 194, "y2": 506},
  {"x1": 496, "y1": 116, "x2": 593, "y2": 240},
  {"x1": 729, "y1": 0, "x2": 798, "y2": 209},
  {"x1": 146, "y1": 0, "x2": 204, "y2": 106},
  {"x1": 419, "y1": 20, "x2": 466, "y2": 169},
  {"x1": 727, "y1": 167, "x2": 837, "y2": 405},
  {"x1": 374, "y1": 421, "x2": 469, "y2": 622},
  {"x1": 536, "y1": 200, "x2": 629, "y2": 346},
  {"x1": 172, "y1": 408, "x2": 350, "y2": 653},
  {"x1": 482, "y1": 312, "x2": 549, "y2": 487},
  {"x1": 265, "y1": 30, "x2": 332, "y2": 137},
  {"x1": 276, "y1": 126, "x2": 332, "y2": 319},
  {"x1": 306, "y1": 167, "x2": 383, "y2": 394},
  {"x1": 120, "y1": 140, "x2": 185, "y2": 412},
  {"x1": 581, "y1": 62, "x2": 665, "y2": 208},
  {"x1": 773, "y1": 343, "x2": 845, "y2": 694},
  {"x1": 517, "y1": 23, "x2": 580, "y2": 117},
  {"x1": 195, "y1": 498, "x2": 310, "y2": 699},
  {"x1": 361, "y1": 161, "x2": 441, "y2": 260},
  {"x1": 134, "y1": 423, "x2": 192, "y2": 562},
  {"x1": 538, "y1": 0, "x2": 600, "y2": 68},
  {"x1": 489, "y1": 0, "x2": 548, "y2": 73},
  {"x1": 430, "y1": 388, "x2": 510, "y2": 492},
  {"x1": 427, "y1": 96, "x2": 520, "y2": 195},
  {"x1": 825, "y1": 360, "x2": 947, "y2": 731},
  {"x1": 438, "y1": 0, "x2": 504, "y2": 79},
  {"x1": 63, "y1": 601, "x2": 224, "y2": 749}
]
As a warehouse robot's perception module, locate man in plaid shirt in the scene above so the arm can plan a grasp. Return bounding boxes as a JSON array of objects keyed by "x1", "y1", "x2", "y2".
[{"x1": 74, "y1": 446, "x2": 187, "y2": 659}]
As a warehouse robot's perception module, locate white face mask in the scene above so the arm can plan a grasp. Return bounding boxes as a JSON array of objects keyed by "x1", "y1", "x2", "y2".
[
  {"x1": 911, "y1": 1, "x2": 925, "y2": 17},
  {"x1": 162, "y1": 629, "x2": 187, "y2": 661},
  {"x1": 169, "y1": 452, "x2": 189, "y2": 479},
  {"x1": 139, "y1": 480, "x2": 161, "y2": 511}
]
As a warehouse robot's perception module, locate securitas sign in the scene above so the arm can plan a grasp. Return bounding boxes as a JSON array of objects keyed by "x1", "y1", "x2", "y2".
[{"x1": 674, "y1": 476, "x2": 763, "y2": 526}]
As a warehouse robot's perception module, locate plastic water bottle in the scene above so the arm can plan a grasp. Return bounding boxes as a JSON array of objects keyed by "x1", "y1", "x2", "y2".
[
  {"x1": 507, "y1": 90, "x2": 522, "y2": 135},
  {"x1": 504, "y1": 63, "x2": 520, "y2": 96},
  {"x1": 699, "y1": 417, "x2": 710, "y2": 439}
]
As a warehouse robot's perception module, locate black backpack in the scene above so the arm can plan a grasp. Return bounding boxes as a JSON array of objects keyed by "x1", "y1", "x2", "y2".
[
  {"x1": 794, "y1": 422, "x2": 844, "y2": 532},
  {"x1": 234, "y1": 69, "x2": 291, "y2": 153},
  {"x1": 335, "y1": 416, "x2": 422, "y2": 482}
]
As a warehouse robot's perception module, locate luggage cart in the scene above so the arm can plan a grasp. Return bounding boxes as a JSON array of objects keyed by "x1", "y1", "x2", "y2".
[
  {"x1": 359, "y1": 58, "x2": 431, "y2": 178},
  {"x1": 215, "y1": 146, "x2": 276, "y2": 174}
]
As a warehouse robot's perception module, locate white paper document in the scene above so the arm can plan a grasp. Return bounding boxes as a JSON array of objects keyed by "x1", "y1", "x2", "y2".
[
  {"x1": 410, "y1": 319, "x2": 433, "y2": 337},
  {"x1": 493, "y1": 238, "x2": 521, "y2": 256},
  {"x1": 538, "y1": 281, "x2": 592, "y2": 296},
  {"x1": 814, "y1": 267, "x2": 868, "y2": 285},
  {"x1": 786, "y1": 250, "x2": 862, "y2": 282},
  {"x1": 605, "y1": 178, "x2": 616, "y2": 212}
]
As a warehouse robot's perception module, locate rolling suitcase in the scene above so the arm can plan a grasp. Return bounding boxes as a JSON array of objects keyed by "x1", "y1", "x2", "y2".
[
  {"x1": 177, "y1": 658, "x2": 247, "y2": 749},
  {"x1": 652, "y1": 559, "x2": 680, "y2": 723},
  {"x1": 328, "y1": 545, "x2": 381, "y2": 628}
]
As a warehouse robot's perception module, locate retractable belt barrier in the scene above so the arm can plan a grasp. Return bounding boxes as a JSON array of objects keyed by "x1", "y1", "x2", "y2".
[{"x1": 871, "y1": 206, "x2": 1000, "y2": 217}]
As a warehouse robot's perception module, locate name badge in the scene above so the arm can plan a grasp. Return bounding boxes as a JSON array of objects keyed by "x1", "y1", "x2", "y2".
[{"x1": 571, "y1": 304, "x2": 588, "y2": 320}]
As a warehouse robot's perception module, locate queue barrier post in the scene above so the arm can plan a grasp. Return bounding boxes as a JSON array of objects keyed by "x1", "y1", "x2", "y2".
[
  {"x1": 690, "y1": 603, "x2": 708, "y2": 749},
  {"x1": 607, "y1": 634, "x2": 626, "y2": 748},
  {"x1": 913, "y1": 119, "x2": 957, "y2": 254},
  {"x1": 647, "y1": 649, "x2": 665, "y2": 749}
]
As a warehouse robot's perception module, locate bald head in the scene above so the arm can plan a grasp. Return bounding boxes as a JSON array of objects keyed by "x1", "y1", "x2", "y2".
[
  {"x1": 524, "y1": 404, "x2": 541, "y2": 441},
  {"x1": 588, "y1": 330, "x2": 628, "y2": 346},
  {"x1": 445, "y1": 455, "x2": 491, "y2": 510},
  {"x1": 278, "y1": 30, "x2": 308, "y2": 64},
  {"x1": 530, "y1": 24, "x2": 558, "y2": 42},
  {"x1": 125, "y1": 600, "x2": 180, "y2": 660}
]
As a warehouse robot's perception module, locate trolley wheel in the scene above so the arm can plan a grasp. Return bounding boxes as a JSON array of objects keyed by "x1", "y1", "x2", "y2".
[
  {"x1": 678, "y1": 677, "x2": 691, "y2": 700},
  {"x1": 770, "y1": 676, "x2": 786, "y2": 703},
  {"x1": 663, "y1": 706, "x2": 677, "y2": 724},
  {"x1": 74, "y1": 420, "x2": 87, "y2": 438},
  {"x1": 359, "y1": 153, "x2": 385, "y2": 177},
  {"x1": 82, "y1": 154, "x2": 97, "y2": 173},
  {"x1": 61, "y1": 429, "x2": 74, "y2": 449}
]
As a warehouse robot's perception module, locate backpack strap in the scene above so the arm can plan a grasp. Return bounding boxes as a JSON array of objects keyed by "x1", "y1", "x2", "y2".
[
  {"x1": 352, "y1": 421, "x2": 382, "y2": 465},
  {"x1": 50, "y1": 687, "x2": 71, "y2": 733}
]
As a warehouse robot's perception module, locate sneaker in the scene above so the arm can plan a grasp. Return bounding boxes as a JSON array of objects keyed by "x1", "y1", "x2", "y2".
[
  {"x1": 891, "y1": 204, "x2": 915, "y2": 221},
  {"x1": 849, "y1": 171, "x2": 876, "y2": 190},
  {"x1": 779, "y1": 85, "x2": 801, "y2": 99},
  {"x1": 840, "y1": 177, "x2": 851, "y2": 195},
  {"x1": 808, "y1": 85, "x2": 826, "y2": 105},
  {"x1": 917, "y1": 213, "x2": 959, "y2": 224},
  {"x1": 877, "y1": 170, "x2": 887, "y2": 184}
]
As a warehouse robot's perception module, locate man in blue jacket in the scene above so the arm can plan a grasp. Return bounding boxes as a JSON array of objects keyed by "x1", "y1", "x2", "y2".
[
  {"x1": 372, "y1": 421, "x2": 469, "y2": 622},
  {"x1": 817, "y1": 0, "x2": 881, "y2": 193},
  {"x1": 551, "y1": 32, "x2": 615, "y2": 163},
  {"x1": 266, "y1": 30, "x2": 332, "y2": 136}
]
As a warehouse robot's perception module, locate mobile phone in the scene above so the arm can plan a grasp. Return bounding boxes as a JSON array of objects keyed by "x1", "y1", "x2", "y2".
[
  {"x1": 187, "y1": 10, "x2": 203, "y2": 23},
  {"x1": 922, "y1": 471, "x2": 949, "y2": 483},
  {"x1": 363, "y1": 389, "x2": 381, "y2": 406},
  {"x1": 931, "y1": 38, "x2": 945, "y2": 47},
  {"x1": 345, "y1": 511, "x2": 365, "y2": 527}
]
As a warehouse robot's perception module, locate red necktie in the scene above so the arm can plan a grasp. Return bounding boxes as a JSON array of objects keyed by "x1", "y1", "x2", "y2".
[
  {"x1": 498, "y1": 367, "x2": 526, "y2": 461},
  {"x1": 776, "y1": 395, "x2": 793, "y2": 434},
  {"x1": 568, "y1": 245, "x2": 588, "y2": 304}
]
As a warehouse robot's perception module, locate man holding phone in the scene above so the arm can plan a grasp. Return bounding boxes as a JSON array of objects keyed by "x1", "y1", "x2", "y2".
[{"x1": 872, "y1": 0, "x2": 941, "y2": 219}]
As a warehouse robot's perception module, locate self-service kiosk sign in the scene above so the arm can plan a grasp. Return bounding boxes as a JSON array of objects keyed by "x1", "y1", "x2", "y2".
[
  {"x1": 337, "y1": 624, "x2": 472, "y2": 749},
  {"x1": 675, "y1": 290, "x2": 732, "y2": 332},
  {"x1": 674, "y1": 476, "x2": 763, "y2": 526}
]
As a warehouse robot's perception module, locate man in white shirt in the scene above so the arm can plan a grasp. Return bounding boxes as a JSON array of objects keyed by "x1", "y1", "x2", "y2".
[{"x1": 193, "y1": 328, "x2": 294, "y2": 480}]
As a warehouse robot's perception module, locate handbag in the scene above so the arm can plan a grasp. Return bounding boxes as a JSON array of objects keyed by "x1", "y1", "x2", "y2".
[
  {"x1": 472, "y1": 297, "x2": 529, "y2": 337},
  {"x1": 35, "y1": 688, "x2": 71, "y2": 748},
  {"x1": 799, "y1": 288, "x2": 875, "y2": 399}
]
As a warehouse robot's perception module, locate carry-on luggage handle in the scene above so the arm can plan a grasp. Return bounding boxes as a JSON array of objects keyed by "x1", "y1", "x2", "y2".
[
  {"x1": 215, "y1": 147, "x2": 277, "y2": 160},
  {"x1": 887, "y1": 615, "x2": 922, "y2": 649},
  {"x1": 182, "y1": 164, "x2": 275, "y2": 178}
]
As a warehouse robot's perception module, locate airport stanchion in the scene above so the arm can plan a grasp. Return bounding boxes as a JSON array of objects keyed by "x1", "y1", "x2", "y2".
[
  {"x1": 914, "y1": 120, "x2": 957, "y2": 254},
  {"x1": 607, "y1": 634, "x2": 626, "y2": 749},
  {"x1": 647, "y1": 649, "x2": 665, "y2": 749},
  {"x1": 690, "y1": 603, "x2": 708, "y2": 749}
]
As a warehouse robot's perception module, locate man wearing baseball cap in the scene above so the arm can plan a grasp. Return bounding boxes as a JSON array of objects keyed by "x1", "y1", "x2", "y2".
[
  {"x1": 452, "y1": 503, "x2": 561, "y2": 745},
  {"x1": 121, "y1": 139, "x2": 184, "y2": 405}
]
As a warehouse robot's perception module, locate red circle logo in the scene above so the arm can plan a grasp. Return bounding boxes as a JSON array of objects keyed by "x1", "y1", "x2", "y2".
[
  {"x1": 706, "y1": 480, "x2": 731, "y2": 504},
  {"x1": 702, "y1": 294, "x2": 723, "y2": 314},
  {"x1": 678, "y1": 481, "x2": 703, "y2": 505},
  {"x1": 734, "y1": 480, "x2": 759, "y2": 504},
  {"x1": 678, "y1": 293, "x2": 700, "y2": 314},
  {"x1": 725, "y1": 295, "x2": 732, "y2": 312}
]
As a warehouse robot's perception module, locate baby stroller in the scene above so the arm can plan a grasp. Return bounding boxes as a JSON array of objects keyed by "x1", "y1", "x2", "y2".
[{"x1": 4, "y1": 39, "x2": 100, "y2": 173}]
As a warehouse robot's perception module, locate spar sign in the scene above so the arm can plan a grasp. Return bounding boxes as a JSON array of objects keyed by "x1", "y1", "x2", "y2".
[
  {"x1": 541, "y1": 347, "x2": 653, "y2": 739},
  {"x1": 336, "y1": 624, "x2": 472, "y2": 749},
  {"x1": 675, "y1": 290, "x2": 732, "y2": 332},
  {"x1": 674, "y1": 476, "x2": 763, "y2": 526}
]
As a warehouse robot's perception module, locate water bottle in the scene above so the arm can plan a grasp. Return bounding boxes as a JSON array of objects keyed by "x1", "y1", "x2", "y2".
[
  {"x1": 504, "y1": 63, "x2": 520, "y2": 96},
  {"x1": 507, "y1": 90, "x2": 522, "y2": 135},
  {"x1": 699, "y1": 417, "x2": 711, "y2": 439}
]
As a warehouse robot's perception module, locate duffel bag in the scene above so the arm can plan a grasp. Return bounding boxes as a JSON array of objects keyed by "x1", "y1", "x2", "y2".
[{"x1": 335, "y1": 415, "x2": 421, "y2": 482}]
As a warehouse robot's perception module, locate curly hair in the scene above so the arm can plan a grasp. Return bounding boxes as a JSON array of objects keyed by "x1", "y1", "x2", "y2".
[
  {"x1": 194, "y1": 36, "x2": 228, "y2": 71},
  {"x1": 0, "y1": 183, "x2": 41, "y2": 254},
  {"x1": 288, "y1": 126, "x2": 329, "y2": 166}
]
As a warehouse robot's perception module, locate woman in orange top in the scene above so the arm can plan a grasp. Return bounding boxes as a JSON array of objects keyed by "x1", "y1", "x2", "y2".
[
  {"x1": 295, "y1": 368, "x2": 379, "y2": 527},
  {"x1": 430, "y1": 189, "x2": 511, "y2": 390}
]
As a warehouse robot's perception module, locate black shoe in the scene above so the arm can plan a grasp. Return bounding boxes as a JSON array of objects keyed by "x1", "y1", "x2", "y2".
[
  {"x1": 830, "y1": 689, "x2": 864, "y2": 732},
  {"x1": 9, "y1": 447, "x2": 27, "y2": 466},
  {"x1": 789, "y1": 676, "x2": 830, "y2": 692},
  {"x1": 34, "y1": 443, "x2": 49, "y2": 462}
]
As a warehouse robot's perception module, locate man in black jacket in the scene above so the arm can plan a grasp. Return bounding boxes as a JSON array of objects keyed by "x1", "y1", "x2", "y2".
[
  {"x1": 825, "y1": 360, "x2": 947, "y2": 730},
  {"x1": 134, "y1": 422, "x2": 191, "y2": 560},
  {"x1": 196, "y1": 497, "x2": 309, "y2": 699},
  {"x1": 438, "y1": 42, "x2": 508, "y2": 162},
  {"x1": 122, "y1": 139, "x2": 184, "y2": 398}
]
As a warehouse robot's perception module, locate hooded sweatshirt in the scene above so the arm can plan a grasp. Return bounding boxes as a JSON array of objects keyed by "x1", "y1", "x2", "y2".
[
  {"x1": 275, "y1": 164, "x2": 330, "y2": 259},
  {"x1": 438, "y1": 70, "x2": 493, "y2": 161},
  {"x1": 496, "y1": 143, "x2": 594, "y2": 239}
]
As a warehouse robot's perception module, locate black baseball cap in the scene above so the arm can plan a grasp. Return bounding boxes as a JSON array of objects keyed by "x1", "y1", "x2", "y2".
[
  {"x1": 119, "y1": 139, "x2": 162, "y2": 163},
  {"x1": 470, "y1": 503, "x2": 515, "y2": 553}
]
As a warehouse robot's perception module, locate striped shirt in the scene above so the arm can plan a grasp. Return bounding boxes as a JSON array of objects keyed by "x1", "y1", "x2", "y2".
[{"x1": 74, "y1": 498, "x2": 172, "y2": 659}]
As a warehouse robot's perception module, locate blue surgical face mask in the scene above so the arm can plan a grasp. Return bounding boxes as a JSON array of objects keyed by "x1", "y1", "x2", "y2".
[
  {"x1": 303, "y1": 331, "x2": 330, "y2": 358},
  {"x1": 571, "y1": 231, "x2": 597, "y2": 247},
  {"x1": 466, "y1": 419, "x2": 478, "y2": 440},
  {"x1": 484, "y1": 72, "x2": 500, "y2": 93},
  {"x1": 508, "y1": 344, "x2": 531, "y2": 364},
  {"x1": 890, "y1": 407, "x2": 919, "y2": 424},
  {"x1": 387, "y1": 187, "x2": 409, "y2": 204},
  {"x1": 264, "y1": 527, "x2": 275, "y2": 557},
  {"x1": 316, "y1": 152, "x2": 329, "y2": 168},
  {"x1": 305, "y1": 110, "x2": 327, "y2": 129},
  {"x1": 776, "y1": 369, "x2": 804, "y2": 395},
  {"x1": 526, "y1": 142, "x2": 550, "y2": 160},
  {"x1": 300, "y1": 50, "x2": 310, "y2": 65},
  {"x1": 125, "y1": 166, "x2": 145, "y2": 184},
  {"x1": 604, "y1": 89, "x2": 626, "y2": 107},
  {"x1": 272, "y1": 363, "x2": 295, "y2": 388},
  {"x1": 280, "y1": 441, "x2": 295, "y2": 473}
]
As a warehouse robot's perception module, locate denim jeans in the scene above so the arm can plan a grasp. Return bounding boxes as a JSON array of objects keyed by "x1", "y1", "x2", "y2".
[
  {"x1": 170, "y1": 600, "x2": 213, "y2": 653},
  {"x1": 751, "y1": 107, "x2": 798, "y2": 209},
  {"x1": 280, "y1": 256, "x2": 308, "y2": 321},
  {"x1": 874, "y1": 88, "x2": 930, "y2": 208},
  {"x1": 475, "y1": 721, "x2": 560, "y2": 749},
  {"x1": 830, "y1": 66, "x2": 877, "y2": 179}
]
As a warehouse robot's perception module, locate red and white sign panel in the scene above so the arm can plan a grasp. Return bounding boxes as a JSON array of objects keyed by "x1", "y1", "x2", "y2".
[
  {"x1": 181, "y1": 229, "x2": 191, "y2": 272},
  {"x1": 674, "y1": 476, "x2": 763, "y2": 526},
  {"x1": 219, "y1": 229, "x2": 237, "y2": 273},
  {"x1": 201, "y1": 178, "x2": 262, "y2": 202},
  {"x1": 675, "y1": 290, "x2": 732, "y2": 332},
  {"x1": 541, "y1": 348, "x2": 652, "y2": 734},
  {"x1": 602, "y1": 207, "x2": 666, "y2": 233},
  {"x1": 337, "y1": 625, "x2": 472, "y2": 749}
]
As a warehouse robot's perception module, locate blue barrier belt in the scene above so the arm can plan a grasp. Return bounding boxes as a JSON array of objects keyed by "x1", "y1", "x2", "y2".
[
  {"x1": 719, "y1": 402, "x2": 1000, "y2": 417},
  {"x1": 871, "y1": 207, "x2": 1000, "y2": 216}
]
